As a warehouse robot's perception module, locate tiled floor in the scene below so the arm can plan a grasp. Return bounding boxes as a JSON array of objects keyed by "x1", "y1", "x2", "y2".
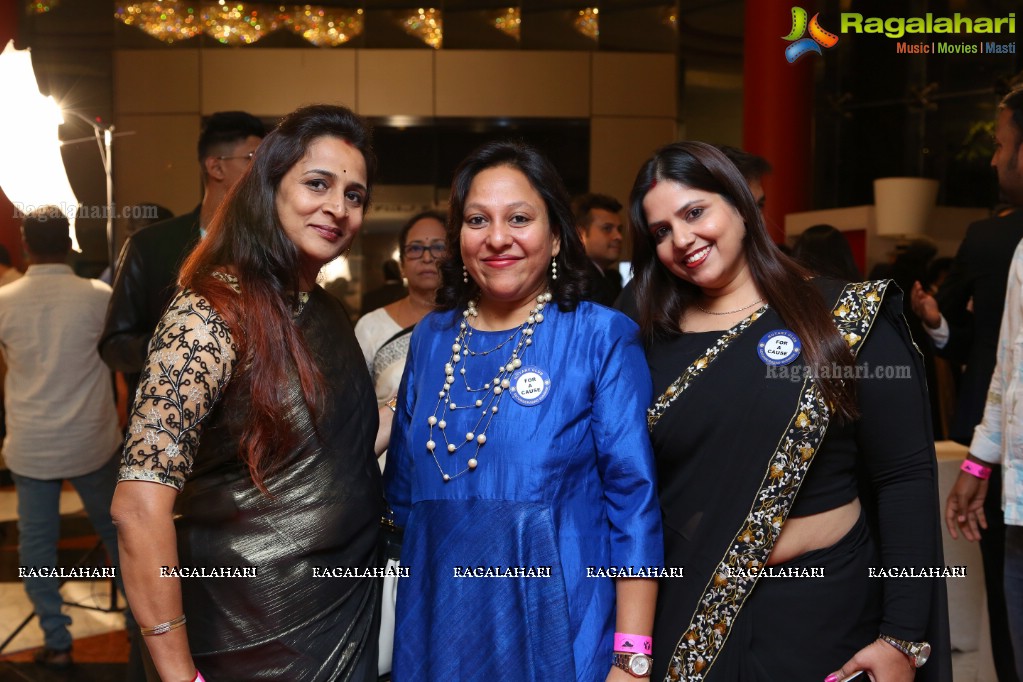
[{"x1": 0, "y1": 483, "x2": 128, "y2": 681}]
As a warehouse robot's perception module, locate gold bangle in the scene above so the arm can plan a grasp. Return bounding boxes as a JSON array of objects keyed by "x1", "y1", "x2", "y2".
[
  {"x1": 386, "y1": 396, "x2": 398, "y2": 413},
  {"x1": 140, "y1": 614, "x2": 186, "y2": 637}
]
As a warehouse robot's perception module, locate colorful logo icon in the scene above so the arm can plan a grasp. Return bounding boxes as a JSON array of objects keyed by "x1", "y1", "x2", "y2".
[{"x1": 782, "y1": 7, "x2": 839, "y2": 63}]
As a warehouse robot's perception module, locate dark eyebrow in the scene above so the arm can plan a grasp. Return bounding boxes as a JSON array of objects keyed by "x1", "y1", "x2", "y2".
[
  {"x1": 464, "y1": 200, "x2": 532, "y2": 212},
  {"x1": 303, "y1": 168, "x2": 337, "y2": 180},
  {"x1": 675, "y1": 200, "x2": 700, "y2": 216},
  {"x1": 302, "y1": 169, "x2": 367, "y2": 194}
]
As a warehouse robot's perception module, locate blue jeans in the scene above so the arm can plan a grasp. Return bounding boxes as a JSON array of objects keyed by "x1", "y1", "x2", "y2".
[
  {"x1": 1006, "y1": 525, "x2": 1023, "y2": 680},
  {"x1": 13, "y1": 454, "x2": 123, "y2": 651}
]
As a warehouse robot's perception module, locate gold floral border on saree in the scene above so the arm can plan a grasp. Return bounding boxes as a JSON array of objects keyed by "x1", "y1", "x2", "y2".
[{"x1": 654, "y1": 280, "x2": 890, "y2": 682}]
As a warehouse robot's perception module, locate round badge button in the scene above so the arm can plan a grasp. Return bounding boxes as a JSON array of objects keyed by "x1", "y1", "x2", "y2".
[
  {"x1": 757, "y1": 330, "x2": 802, "y2": 366},
  {"x1": 509, "y1": 366, "x2": 551, "y2": 406}
]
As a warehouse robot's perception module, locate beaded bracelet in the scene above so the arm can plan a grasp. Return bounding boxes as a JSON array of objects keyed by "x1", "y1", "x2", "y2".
[
  {"x1": 140, "y1": 614, "x2": 186, "y2": 637},
  {"x1": 961, "y1": 460, "x2": 992, "y2": 480}
]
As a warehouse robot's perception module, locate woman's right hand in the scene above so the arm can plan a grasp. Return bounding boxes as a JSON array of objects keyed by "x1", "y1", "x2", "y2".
[
  {"x1": 111, "y1": 481, "x2": 197, "y2": 681},
  {"x1": 825, "y1": 638, "x2": 915, "y2": 682}
]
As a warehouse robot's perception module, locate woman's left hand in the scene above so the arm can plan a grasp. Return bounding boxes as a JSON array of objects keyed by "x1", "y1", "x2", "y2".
[
  {"x1": 825, "y1": 638, "x2": 915, "y2": 682},
  {"x1": 606, "y1": 666, "x2": 647, "y2": 682}
]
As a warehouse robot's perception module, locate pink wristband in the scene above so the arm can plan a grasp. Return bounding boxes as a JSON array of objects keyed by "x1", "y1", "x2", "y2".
[
  {"x1": 193, "y1": 672, "x2": 205, "y2": 682},
  {"x1": 961, "y1": 460, "x2": 992, "y2": 480},
  {"x1": 614, "y1": 633, "x2": 652, "y2": 654}
]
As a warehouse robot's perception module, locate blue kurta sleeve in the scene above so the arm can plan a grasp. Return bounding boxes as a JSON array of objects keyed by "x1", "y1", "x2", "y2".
[
  {"x1": 383, "y1": 325, "x2": 417, "y2": 528},
  {"x1": 592, "y1": 312, "x2": 664, "y2": 569}
]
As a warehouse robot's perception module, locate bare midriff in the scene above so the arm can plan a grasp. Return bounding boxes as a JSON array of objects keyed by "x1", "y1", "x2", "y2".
[{"x1": 766, "y1": 497, "x2": 860, "y2": 566}]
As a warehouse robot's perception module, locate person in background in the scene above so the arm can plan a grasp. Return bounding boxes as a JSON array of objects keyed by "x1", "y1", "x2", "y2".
[
  {"x1": 0, "y1": 243, "x2": 23, "y2": 287},
  {"x1": 356, "y1": 210, "x2": 445, "y2": 440},
  {"x1": 715, "y1": 144, "x2": 771, "y2": 216},
  {"x1": 98, "y1": 204, "x2": 174, "y2": 286},
  {"x1": 629, "y1": 141, "x2": 950, "y2": 682},
  {"x1": 573, "y1": 192, "x2": 624, "y2": 306},
  {"x1": 0, "y1": 243, "x2": 21, "y2": 442},
  {"x1": 942, "y1": 84, "x2": 1023, "y2": 682},
  {"x1": 100, "y1": 112, "x2": 265, "y2": 402},
  {"x1": 361, "y1": 258, "x2": 408, "y2": 316},
  {"x1": 0, "y1": 206, "x2": 125, "y2": 670},
  {"x1": 791, "y1": 224, "x2": 862, "y2": 282},
  {"x1": 356, "y1": 211, "x2": 445, "y2": 407},
  {"x1": 111, "y1": 104, "x2": 381, "y2": 682},
  {"x1": 892, "y1": 239, "x2": 946, "y2": 439},
  {"x1": 384, "y1": 141, "x2": 662, "y2": 681}
]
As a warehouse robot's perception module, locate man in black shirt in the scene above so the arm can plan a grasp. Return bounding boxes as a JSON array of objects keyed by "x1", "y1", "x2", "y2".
[
  {"x1": 100, "y1": 112, "x2": 265, "y2": 401},
  {"x1": 573, "y1": 193, "x2": 624, "y2": 307}
]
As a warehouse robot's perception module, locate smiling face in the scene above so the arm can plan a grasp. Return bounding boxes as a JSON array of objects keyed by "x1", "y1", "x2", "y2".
[
  {"x1": 401, "y1": 216, "x2": 447, "y2": 295},
  {"x1": 275, "y1": 136, "x2": 368, "y2": 287},
  {"x1": 642, "y1": 180, "x2": 751, "y2": 295},
  {"x1": 461, "y1": 165, "x2": 560, "y2": 316}
]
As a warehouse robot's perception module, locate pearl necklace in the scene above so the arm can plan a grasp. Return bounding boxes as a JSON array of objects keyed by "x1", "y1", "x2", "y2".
[{"x1": 427, "y1": 292, "x2": 552, "y2": 482}]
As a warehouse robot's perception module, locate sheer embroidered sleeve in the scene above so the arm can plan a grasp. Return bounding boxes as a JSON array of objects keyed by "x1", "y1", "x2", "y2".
[{"x1": 118, "y1": 288, "x2": 238, "y2": 491}]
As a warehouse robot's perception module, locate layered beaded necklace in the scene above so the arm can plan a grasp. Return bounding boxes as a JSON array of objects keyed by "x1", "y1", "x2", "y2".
[{"x1": 426, "y1": 292, "x2": 552, "y2": 482}]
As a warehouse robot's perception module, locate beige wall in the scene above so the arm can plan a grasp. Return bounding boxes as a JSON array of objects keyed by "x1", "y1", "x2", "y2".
[
  {"x1": 112, "y1": 48, "x2": 678, "y2": 304},
  {"x1": 113, "y1": 48, "x2": 677, "y2": 224}
]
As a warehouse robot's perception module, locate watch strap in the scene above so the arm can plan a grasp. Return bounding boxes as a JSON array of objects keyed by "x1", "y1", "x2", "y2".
[
  {"x1": 612, "y1": 652, "x2": 653, "y2": 678},
  {"x1": 879, "y1": 634, "x2": 926, "y2": 667}
]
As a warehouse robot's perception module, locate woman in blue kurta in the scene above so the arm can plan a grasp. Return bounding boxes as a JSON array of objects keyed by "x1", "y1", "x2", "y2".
[{"x1": 384, "y1": 141, "x2": 663, "y2": 682}]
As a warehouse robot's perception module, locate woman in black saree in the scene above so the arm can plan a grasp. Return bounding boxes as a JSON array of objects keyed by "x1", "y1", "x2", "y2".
[
  {"x1": 111, "y1": 105, "x2": 382, "y2": 681},
  {"x1": 627, "y1": 142, "x2": 951, "y2": 682}
]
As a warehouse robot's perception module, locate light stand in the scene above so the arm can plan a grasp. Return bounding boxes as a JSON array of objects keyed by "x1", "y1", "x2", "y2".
[{"x1": 60, "y1": 111, "x2": 116, "y2": 266}]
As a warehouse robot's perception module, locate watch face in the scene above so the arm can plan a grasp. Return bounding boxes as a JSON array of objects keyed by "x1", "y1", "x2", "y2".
[
  {"x1": 915, "y1": 643, "x2": 932, "y2": 667},
  {"x1": 629, "y1": 655, "x2": 652, "y2": 676}
]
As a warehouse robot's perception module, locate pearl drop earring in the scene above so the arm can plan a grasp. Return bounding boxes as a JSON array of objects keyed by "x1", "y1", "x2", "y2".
[
  {"x1": 462, "y1": 265, "x2": 469, "y2": 284},
  {"x1": 550, "y1": 257, "x2": 558, "y2": 281}
]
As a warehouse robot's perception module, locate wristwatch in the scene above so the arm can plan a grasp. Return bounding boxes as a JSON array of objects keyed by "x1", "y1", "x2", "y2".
[
  {"x1": 613, "y1": 652, "x2": 653, "y2": 677},
  {"x1": 879, "y1": 634, "x2": 931, "y2": 668}
]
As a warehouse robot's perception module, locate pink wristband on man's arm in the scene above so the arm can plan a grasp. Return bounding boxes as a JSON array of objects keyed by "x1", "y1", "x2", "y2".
[
  {"x1": 961, "y1": 459, "x2": 992, "y2": 480},
  {"x1": 614, "y1": 633, "x2": 652, "y2": 654}
]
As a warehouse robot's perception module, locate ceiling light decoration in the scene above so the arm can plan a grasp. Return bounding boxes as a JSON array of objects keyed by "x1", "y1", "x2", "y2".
[
  {"x1": 115, "y1": 1, "x2": 202, "y2": 44},
  {"x1": 400, "y1": 7, "x2": 442, "y2": 49},
  {"x1": 662, "y1": 6, "x2": 678, "y2": 30},
  {"x1": 492, "y1": 7, "x2": 520, "y2": 41},
  {"x1": 574, "y1": 7, "x2": 598, "y2": 40},
  {"x1": 201, "y1": 1, "x2": 277, "y2": 45},
  {"x1": 27, "y1": 1, "x2": 59, "y2": 13},
  {"x1": 280, "y1": 5, "x2": 363, "y2": 47}
]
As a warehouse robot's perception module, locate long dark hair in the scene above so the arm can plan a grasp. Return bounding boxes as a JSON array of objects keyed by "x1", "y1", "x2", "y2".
[
  {"x1": 629, "y1": 141, "x2": 858, "y2": 421},
  {"x1": 437, "y1": 140, "x2": 589, "y2": 312},
  {"x1": 180, "y1": 104, "x2": 376, "y2": 493}
]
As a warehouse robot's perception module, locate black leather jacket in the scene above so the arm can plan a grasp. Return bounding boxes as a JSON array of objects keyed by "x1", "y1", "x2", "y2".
[{"x1": 99, "y1": 207, "x2": 201, "y2": 398}]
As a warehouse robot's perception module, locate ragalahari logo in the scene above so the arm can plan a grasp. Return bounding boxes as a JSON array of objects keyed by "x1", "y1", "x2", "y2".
[{"x1": 783, "y1": 7, "x2": 839, "y2": 62}]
